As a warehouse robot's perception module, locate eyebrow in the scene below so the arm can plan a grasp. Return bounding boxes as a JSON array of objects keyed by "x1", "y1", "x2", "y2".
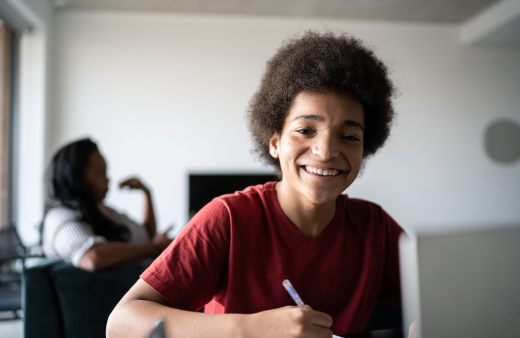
[{"x1": 292, "y1": 114, "x2": 365, "y2": 131}]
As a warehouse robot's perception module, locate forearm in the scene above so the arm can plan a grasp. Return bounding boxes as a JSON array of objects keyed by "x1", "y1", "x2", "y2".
[
  {"x1": 107, "y1": 278, "x2": 332, "y2": 338},
  {"x1": 142, "y1": 189, "x2": 157, "y2": 238},
  {"x1": 79, "y1": 241, "x2": 159, "y2": 271},
  {"x1": 107, "y1": 298, "x2": 243, "y2": 338}
]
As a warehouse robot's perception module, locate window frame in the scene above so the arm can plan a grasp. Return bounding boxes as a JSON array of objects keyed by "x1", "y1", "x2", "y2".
[{"x1": 1, "y1": 21, "x2": 20, "y2": 227}]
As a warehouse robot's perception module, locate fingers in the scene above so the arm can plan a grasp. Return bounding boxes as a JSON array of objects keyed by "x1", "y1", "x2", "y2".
[
  {"x1": 153, "y1": 233, "x2": 168, "y2": 241},
  {"x1": 118, "y1": 177, "x2": 135, "y2": 188},
  {"x1": 153, "y1": 232, "x2": 173, "y2": 246},
  {"x1": 307, "y1": 308, "x2": 333, "y2": 329},
  {"x1": 296, "y1": 307, "x2": 332, "y2": 331},
  {"x1": 249, "y1": 306, "x2": 333, "y2": 338},
  {"x1": 118, "y1": 176, "x2": 146, "y2": 190},
  {"x1": 162, "y1": 224, "x2": 175, "y2": 233},
  {"x1": 286, "y1": 306, "x2": 333, "y2": 337},
  {"x1": 306, "y1": 326, "x2": 333, "y2": 338}
]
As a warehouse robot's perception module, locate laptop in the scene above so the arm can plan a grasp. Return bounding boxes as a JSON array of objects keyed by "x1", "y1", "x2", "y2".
[{"x1": 399, "y1": 223, "x2": 520, "y2": 338}]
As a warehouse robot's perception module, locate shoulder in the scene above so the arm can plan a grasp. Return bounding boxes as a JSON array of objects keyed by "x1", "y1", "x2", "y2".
[
  {"x1": 42, "y1": 206, "x2": 98, "y2": 258},
  {"x1": 182, "y1": 182, "x2": 276, "y2": 236},
  {"x1": 341, "y1": 195, "x2": 401, "y2": 232},
  {"x1": 45, "y1": 206, "x2": 81, "y2": 227},
  {"x1": 43, "y1": 206, "x2": 90, "y2": 240},
  {"x1": 215, "y1": 181, "x2": 276, "y2": 212},
  {"x1": 342, "y1": 195, "x2": 385, "y2": 215}
]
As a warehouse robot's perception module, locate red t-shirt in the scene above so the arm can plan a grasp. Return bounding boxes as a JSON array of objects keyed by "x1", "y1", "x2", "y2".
[{"x1": 141, "y1": 182, "x2": 402, "y2": 335}]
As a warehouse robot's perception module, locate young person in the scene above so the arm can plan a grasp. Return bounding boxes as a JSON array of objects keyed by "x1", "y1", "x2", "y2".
[
  {"x1": 107, "y1": 31, "x2": 402, "y2": 337},
  {"x1": 42, "y1": 138, "x2": 171, "y2": 271}
]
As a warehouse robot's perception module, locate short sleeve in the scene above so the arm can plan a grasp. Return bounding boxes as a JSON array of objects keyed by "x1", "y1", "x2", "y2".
[
  {"x1": 43, "y1": 207, "x2": 106, "y2": 267},
  {"x1": 53, "y1": 221, "x2": 106, "y2": 266},
  {"x1": 140, "y1": 198, "x2": 231, "y2": 310}
]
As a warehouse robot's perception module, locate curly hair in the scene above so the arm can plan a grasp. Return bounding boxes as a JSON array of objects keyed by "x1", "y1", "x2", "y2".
[{"x1": 247, "y1": 31, "x2": 395, "y2": 170}]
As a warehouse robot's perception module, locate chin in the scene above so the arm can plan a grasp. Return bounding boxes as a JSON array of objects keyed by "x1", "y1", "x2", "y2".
[
  {"x1": 303, "y1": 178, "x2": 350, "y2": 198},
  {"x1": 302, "y1": 188, "x2": 340, "y2": 206},
  {"x1": 98, "y1": 192, "x2": 108, "y2": 201}
]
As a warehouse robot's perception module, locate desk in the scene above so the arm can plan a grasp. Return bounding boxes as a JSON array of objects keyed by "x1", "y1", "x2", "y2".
[{"x1": 346, "y1": 328, "x2": 403, "y2": 338}]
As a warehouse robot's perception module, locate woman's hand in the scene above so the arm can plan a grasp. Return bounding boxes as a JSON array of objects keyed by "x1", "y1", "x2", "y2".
[
  {"x1": 119, "y1": 176, "x2": 149, "y2": 193},
  {"x1": 152, "y1": 231, "x2": 173, "y2": 252},
  {"x1": 119, "y1": 176, "x2": 157, "y2": 238},
  {"x1": 240, "y1": 306, "x2": 333, "y2": 338}
]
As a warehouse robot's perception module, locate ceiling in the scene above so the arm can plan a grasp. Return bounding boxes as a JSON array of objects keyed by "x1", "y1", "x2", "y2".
[{"x1": 51, "y1": 0, "x2": 520, "y2": 47}]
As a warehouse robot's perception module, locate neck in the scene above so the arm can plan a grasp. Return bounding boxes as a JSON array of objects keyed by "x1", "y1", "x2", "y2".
[{"x1": 275, "y1": 181, "x2": 337, "y2": 237}]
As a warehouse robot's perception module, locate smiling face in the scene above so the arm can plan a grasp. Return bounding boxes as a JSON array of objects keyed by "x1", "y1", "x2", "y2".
[{"x1": 270, "y1": 90, "x2": 364, "y2": 207}]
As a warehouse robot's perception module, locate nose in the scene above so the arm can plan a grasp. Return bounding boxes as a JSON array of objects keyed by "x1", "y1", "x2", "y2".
[{"x1": 311, "y1": 133, "x2": 339, "y2": 160}]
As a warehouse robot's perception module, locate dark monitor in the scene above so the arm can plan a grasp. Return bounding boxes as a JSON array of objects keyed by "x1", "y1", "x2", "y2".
[{"x1": 188, "y1": 173, "x2": 277, "y2": 218}]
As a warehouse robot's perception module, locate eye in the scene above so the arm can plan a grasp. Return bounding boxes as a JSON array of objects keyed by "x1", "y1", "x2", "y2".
[
  {"x1": 341, "y1": 133, "x2": 361, "y2": 142},
  {"x1": 295, "y1": 128, "x2": 316, "y2": 136}
]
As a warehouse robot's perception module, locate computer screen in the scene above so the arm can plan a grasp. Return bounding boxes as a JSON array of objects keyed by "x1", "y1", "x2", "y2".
[
  {"x1": 188, "y1": 173, "x2": 277, "y2": 218},
  {"x1": 399, "y1": 224, "x2": 520, "y2": 338}
]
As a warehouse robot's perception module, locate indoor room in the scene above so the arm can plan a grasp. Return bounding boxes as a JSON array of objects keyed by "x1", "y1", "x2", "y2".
[{"x1": 1, "y1": 0, "x2": 519, "y2": 337}]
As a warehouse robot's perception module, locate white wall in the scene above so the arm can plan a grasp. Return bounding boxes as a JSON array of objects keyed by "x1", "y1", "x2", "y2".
[{"x1": 42, "y1": 10, "x2": 520, "y2": 239}]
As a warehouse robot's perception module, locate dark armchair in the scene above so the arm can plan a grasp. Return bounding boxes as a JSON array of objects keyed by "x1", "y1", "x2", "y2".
[{"x1": 22, "y1": 260, "x2": 142, "y2": 338}]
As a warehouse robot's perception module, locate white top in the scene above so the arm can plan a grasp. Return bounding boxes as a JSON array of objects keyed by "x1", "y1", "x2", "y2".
[{"x1": 42, "y1": 205, "x2": 149, "y2": 267}]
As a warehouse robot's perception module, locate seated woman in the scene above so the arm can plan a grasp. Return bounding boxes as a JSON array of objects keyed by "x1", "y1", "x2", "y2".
[{"x1": 42, "y1": 138, "x2": 171, "y2": 271}]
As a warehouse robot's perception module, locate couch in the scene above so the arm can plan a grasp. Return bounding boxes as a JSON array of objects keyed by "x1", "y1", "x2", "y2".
[{"x1": 22, "y1": 260, "x2": 143, "y2": 338}]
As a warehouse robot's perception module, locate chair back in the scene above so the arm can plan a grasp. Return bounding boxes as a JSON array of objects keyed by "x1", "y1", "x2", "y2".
[{"x1": 23, "y1": 260, "x2": 142, "y2": 338}]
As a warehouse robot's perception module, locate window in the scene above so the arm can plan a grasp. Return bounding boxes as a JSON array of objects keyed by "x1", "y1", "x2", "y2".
[
  {"x1": 0, "y1": 20, "x2": 14, "y2": 227},
  {"x1": 0, "y1": 1, "x2": 32, "y2": 229}
]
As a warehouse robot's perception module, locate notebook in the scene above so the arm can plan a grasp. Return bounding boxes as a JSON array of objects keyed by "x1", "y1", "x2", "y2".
[{"x1": 399, "y1": 223, "x2": 520, "y2": 338}]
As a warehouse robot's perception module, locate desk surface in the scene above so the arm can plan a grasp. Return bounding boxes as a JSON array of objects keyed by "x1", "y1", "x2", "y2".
[{"x1": 346, "y1": 328, "x2": 403, "y2": 338}]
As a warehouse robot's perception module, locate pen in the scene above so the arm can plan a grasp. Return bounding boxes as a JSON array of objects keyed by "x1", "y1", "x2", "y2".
[
  {"x1": 282, "y1": 279, "x2": 306, "y2": 308},
  {"x1": 282, "y1": 279, "x2": 344, "y2": 338},
  {"x1": 148, "y1": 318, "x2": 166, "y2": 338}
]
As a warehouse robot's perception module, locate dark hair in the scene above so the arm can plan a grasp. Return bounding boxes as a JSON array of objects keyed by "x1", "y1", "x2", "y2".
[
  {"x1": 248, "y1": 31, "x2": 395, "y2": 170},
  {"x1": 44, "y1": 138, "x2": 130, "y2": 242}
]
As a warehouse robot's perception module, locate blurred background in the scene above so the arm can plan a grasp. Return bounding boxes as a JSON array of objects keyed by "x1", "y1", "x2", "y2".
[{"x1": 2, "y1": 0, "x2": 519, "y2": 247}]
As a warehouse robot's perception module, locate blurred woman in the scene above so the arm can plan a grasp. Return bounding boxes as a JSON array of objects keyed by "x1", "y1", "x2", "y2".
[{"x1": 42, "y1": 138, "x2": 171, "y2": 271}]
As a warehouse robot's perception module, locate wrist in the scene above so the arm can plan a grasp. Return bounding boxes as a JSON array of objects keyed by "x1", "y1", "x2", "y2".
[
  {"x1": 142, "y1": 187, "x2": 151, "y2": 196},
  {"x1": 231, "y1": 313, "x2": 249, "y2": 338}
]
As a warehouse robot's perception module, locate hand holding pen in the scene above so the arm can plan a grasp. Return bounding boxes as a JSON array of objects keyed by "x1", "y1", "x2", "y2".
[
  {"x1": 239, "y1": 281, "x2": 332, "y2": 338},
  {"x1": 282, "y1": 279, "x2": 306, "y2": 307},
  {"x1": 283, "y1": 279, "x2": 343, "y2": 338}
]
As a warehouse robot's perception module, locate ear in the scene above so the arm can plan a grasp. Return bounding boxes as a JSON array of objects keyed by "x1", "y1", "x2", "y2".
[{"x1": 268, "y1": 133, "x2": 280, "y2": 159}]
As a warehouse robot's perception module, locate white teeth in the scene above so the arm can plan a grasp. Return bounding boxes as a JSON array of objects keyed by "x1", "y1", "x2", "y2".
[{"x1": 304, "y1": 166, "x2": 339, "y2": 176}]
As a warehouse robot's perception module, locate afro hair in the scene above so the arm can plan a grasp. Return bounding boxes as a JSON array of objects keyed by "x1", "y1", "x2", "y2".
[{"x1": 247, "y1": 31, "x2": 395, "y2": 170}]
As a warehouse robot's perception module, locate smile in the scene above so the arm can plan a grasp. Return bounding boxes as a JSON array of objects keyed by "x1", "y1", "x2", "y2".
[{"x1": 301, "y1": 165, "x2": 344, "y2": 177}]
